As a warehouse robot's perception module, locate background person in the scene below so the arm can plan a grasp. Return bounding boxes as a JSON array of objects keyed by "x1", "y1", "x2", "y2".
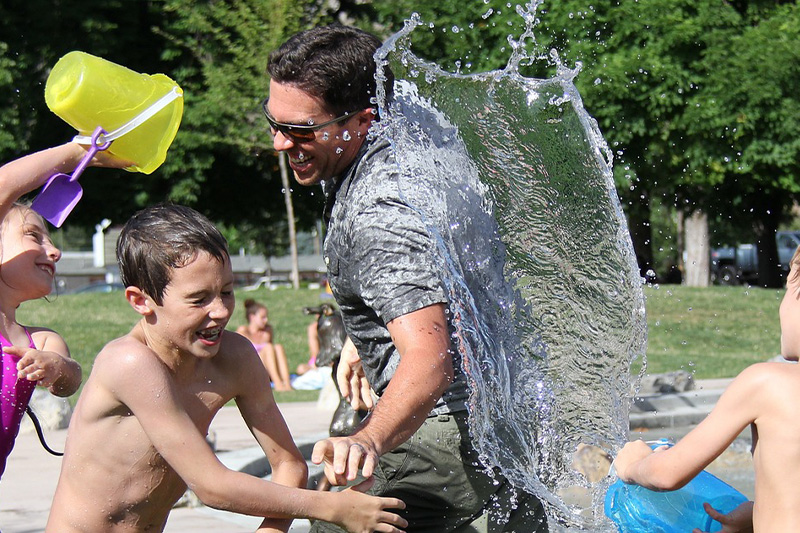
[{"x1": 237, "y1": 298, "x2": 293, "y2": 391}]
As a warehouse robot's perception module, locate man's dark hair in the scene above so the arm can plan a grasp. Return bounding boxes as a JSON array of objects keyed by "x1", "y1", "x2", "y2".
[
  {"x1": 267, "y1": 25, "x2": 392, "y2": 116},
  {"x1": 116, "y1": 204, "x2": 229, "y2": 305}
]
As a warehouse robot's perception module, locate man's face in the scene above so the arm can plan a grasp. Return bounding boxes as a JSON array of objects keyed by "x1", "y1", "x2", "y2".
[{"x1": 266, "y1": 80, "x2": 372, "y2": 186}]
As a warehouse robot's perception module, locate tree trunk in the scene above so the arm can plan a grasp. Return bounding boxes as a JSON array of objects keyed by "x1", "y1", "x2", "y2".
[
  {"x1": 625, "y1": 188, "x2": 654, "y2": 280},
  {"x1": 684, "y1": 209, "x2": 710, "y2": 287},
  {"x1": 754, "y1": 214, "x2": 782, "y2": 289},
  {"x1": 278, "y1": 152, "x2": 300, "y2": 289}
]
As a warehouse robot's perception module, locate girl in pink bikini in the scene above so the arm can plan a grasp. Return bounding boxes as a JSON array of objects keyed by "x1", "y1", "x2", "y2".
[
  {"x1": 0, "y1": 143, "x2": 127, "y2": 477},
  {"x1": 236, "y1": 299, "x2": 293, "y2": 391}
]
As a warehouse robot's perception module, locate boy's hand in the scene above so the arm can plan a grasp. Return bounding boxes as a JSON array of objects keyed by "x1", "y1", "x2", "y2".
[
  {"x1": 692, "y1": 501, "x2": 754, "y2": 533},
  {"x1": 333, "y1": 477, "x2": 407, "y2": 533},
  {"x1": 613, "y1": 440, "x2": 653, "y2": 483},
  {"x1": 312, "y1": 435, "x2": 379, "y2": 486}
]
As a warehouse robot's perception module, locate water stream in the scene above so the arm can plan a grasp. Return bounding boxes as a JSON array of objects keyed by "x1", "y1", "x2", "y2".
[{"x1": 373, "y1": 3, "x2": 647, "y2": 530}]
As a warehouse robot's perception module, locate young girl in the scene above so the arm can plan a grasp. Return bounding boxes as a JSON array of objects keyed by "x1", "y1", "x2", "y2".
[
  {"x1": 0, "y1": 142, "x2": 127, "y2": 477},
  {"x1": 236, "y1": 299, "x2": 293, "y2": 390}
]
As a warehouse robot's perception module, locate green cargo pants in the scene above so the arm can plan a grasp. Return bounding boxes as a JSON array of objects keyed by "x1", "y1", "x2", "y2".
[{"x1": 310, "y1": 410, "x2": 548, "y2": 533}]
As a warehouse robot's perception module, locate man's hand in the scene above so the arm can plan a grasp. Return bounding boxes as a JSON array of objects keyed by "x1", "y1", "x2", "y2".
[
  {"x1": 337, "y1": 337, "x2": 374, "y2": 411},
  {"x1": 311, "y1": 435, "x2": 379, "y2": 486},
  {"x1": 692, "y1": 501, "x2": 754, "y2": 533}
]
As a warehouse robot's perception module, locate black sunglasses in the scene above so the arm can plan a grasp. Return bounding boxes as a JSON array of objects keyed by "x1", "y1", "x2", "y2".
[{"x1": 261, "y1": 98, "x2": 357, "y2": 143}]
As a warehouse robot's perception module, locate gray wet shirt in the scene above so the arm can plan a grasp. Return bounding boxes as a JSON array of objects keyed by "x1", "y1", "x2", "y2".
[{"x1": 323, "y1": 135, "x2": 469, "y2": 415}]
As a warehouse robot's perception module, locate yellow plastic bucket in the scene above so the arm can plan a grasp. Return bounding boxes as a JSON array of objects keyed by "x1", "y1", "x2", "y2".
[{"x1": 45, "y1": 51, "x2": 183, "y2": 174}]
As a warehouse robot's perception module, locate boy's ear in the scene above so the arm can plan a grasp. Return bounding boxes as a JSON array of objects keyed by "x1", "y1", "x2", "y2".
[{"x1": 125, "y1": 286, "x2": 154, "y2": 316}]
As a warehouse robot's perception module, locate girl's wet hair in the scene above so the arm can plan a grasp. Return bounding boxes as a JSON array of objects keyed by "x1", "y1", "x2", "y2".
[
  {"x1": 243, "y1": 298, "x2": 267, "y2": 320},
  {"x1": 267, "y1": 24, "x2": 392, "y2": 117},
  {"x1": 116, "y1": 204, "x2": 229, "y2": 305},
  {"x1": 0, "y1": 203, "x2": 45, "y2": 234}
]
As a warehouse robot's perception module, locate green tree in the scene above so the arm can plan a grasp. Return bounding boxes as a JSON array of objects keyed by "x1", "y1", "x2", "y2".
[
  {"x1": 0, "y1": 0, "x2": 167, "y2": 224},
  {"x1": 146, "y1": 0, "x2": 332, "y2": 255},
  {"x1": 355, "y1": 0, "x2": 800, "y2": 286},
  {"x1": 1, "y1": 0, "x2": 332, "y2": 256},
  {"x1": 683, "y1": 1, "x2": 800, "y2": 287}
]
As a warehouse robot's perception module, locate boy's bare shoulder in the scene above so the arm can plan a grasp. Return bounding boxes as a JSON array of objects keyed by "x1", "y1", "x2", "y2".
[
  {"x1": 740, "y1": 360, "x2": 799, "y2": 381},
  {"x1": 732, "y1": 361, "x2": 800, "y2": 400},
  {"x1": 91, "y1": 332, "x2": 166, "y2": 375}
]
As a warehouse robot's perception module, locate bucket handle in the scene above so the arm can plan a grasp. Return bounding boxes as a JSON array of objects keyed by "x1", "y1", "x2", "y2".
[{"x1": 72, "y1": 86, "x2": 183, "y2": 145}]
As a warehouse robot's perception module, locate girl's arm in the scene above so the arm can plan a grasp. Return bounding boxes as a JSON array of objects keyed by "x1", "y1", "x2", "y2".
[
  {"x1": 18, "y1": 328, "x2": 81, "y2": 396},
  {"x1": 0, "y1": 142, "x2": 129, "y2": 221}
]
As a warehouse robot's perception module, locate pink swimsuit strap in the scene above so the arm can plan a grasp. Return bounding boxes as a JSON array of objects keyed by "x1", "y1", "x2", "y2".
[{"x1": 0, "y1": 327, "x2": 35, "y2": 349}]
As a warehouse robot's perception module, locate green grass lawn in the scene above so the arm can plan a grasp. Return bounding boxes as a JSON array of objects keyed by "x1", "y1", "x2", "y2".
[
  {"x1": 643, "y1": 284, "x2": 782, "y2": 378},
  {"x1": 15, "y1": 283, "x2": 784, "y2": 404}
]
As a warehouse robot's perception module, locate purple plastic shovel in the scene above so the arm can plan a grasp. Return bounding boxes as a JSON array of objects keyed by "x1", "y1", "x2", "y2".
[{"x1": 31, "y1": 126, "x2": 111, "y2": 228}]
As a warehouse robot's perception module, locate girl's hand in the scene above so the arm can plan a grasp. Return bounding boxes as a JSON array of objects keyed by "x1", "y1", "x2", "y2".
[
  {"x1": 7, "y1": 345, "x2": 80, "y2": 395},
  {"x1": 72, "y1": 142, "x2": 133, "y2": 169}
]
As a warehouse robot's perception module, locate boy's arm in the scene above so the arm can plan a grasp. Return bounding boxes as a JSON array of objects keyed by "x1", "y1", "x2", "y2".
[
  {"x1": 103, "y1": 339, "x2": 407, "y2": 532},
  {"x1": 616, "y1": 364, "x2": 766, "y2": 490},
  {"x1": 233, "y1": 337, "x2": 308, "y2": 532}
]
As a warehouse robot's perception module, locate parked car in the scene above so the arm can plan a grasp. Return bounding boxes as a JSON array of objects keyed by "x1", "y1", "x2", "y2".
[
  {"x1": 64, "y1": 281, "x2": 125, "y2": 294},
  {"x1": 711, "y1": 230, "x2": 800, "y2": 285},
  {"x1": 242, "y1": 276, "x2": 292, "y2": 291}
]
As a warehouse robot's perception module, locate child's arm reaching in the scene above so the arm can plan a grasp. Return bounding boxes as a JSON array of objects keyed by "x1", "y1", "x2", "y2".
[
  {"x1": 0, "y1": 142, "x2": 129, "y2": 221},
  {"x1": 616, "y1": 364, "x2": 767, "y2": 491},
  {"x1": 10, "y1": 328, "x2": 81, "y2": 396}
]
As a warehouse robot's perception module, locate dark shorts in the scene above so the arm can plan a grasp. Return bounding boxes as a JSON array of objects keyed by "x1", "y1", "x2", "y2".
[{"x1": 310, "y1": 410, "x2": 548, "y2": 533}]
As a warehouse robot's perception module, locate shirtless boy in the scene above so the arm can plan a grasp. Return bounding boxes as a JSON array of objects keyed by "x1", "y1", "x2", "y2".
[
  {"x1": 615, "y1": 246, "x2": 800, "y2": 532},
  {"x1": 46, "y1": 204, "x2": 406, "y2": 533}
]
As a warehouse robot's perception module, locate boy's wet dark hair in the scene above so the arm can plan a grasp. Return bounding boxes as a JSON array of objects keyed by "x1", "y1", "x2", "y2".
[
  {"x1": 116, "y1": 204, "x2": 229, "y2": 305},
  {"x1": 267, "y1": 24, "x2": 392, "y2": 117}
]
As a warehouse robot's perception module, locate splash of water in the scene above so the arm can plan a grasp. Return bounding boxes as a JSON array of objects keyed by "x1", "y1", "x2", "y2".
[{"x1": 374, "y1": 3, "x2": 647, "y2": 530}]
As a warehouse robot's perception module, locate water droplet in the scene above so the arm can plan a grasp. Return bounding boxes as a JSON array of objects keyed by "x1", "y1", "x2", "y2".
[{"x1": 342, "y1": 131, "x2": 352, "y2": 141}]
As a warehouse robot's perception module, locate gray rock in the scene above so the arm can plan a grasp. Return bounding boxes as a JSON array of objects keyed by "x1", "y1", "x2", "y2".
[
  {"x1": 19, "y1": 388, "x2": 73, "y2": 434},
  {"x1": 639, "y1": 370, "x2": 695, "y2": 394}
]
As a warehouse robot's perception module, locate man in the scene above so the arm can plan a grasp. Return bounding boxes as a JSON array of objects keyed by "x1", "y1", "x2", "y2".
[{"x1": 265, "y1": 24, "x2": 548, "y2": 532}]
